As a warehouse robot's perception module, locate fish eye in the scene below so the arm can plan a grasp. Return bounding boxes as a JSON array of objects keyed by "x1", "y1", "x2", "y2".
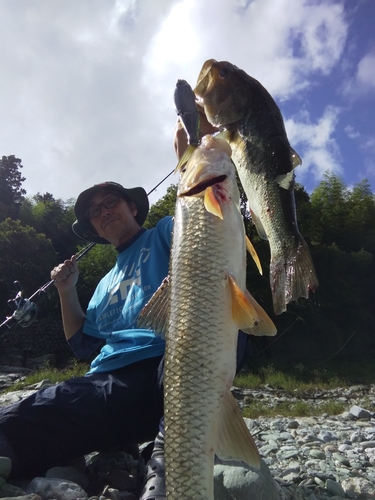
[{"x1": 219, "y1": 68, "x2": 229, "y2": 79}]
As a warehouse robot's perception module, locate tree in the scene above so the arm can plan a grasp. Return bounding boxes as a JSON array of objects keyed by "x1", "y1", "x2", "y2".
[
  {"x1": 144, "y1": 185, "x2": 177, "y2": 229},
  {"x1": 0, "y1": 155, "x2": 26, "y2": 221},
  {"x1": 18, "y1": 193, "x2": 79, "y2": 260},
  {"x1": 310, "y1": 171, "x2": 351, "y2": 249},
  {"x1": 0, "y1": 218, "x2": 58, "y2": 322}
]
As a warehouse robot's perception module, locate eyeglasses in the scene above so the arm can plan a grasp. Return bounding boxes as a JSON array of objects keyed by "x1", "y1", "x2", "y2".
[{"x1": 85, "y1": 194, "x2": 122, "y2": 220}]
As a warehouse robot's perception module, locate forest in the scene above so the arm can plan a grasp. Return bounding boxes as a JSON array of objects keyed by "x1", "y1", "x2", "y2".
[{"x1": 0, "y1": 154, "x2": 374, "y2": 363}]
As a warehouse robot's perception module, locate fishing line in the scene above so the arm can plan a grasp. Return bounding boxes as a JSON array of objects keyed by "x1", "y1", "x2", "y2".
[{"x1": 251, "y1": 315, "x2": 301, "y2": 358}]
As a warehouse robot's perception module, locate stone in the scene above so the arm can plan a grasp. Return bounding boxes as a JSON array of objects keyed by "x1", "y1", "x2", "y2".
[
  {"x1": 350, "y1": 406, "x2": 373, "y2": 420},
  {"x1": 27, "y1": 477, "x2": 88, "y2": 500},
  {"x1": 0, "y1": 456, "x2": 12, "y2": 481},
  {"x1": 46, "y1": 465, "x2": 90, "y2": 490},
  {"x1": 214, "y1": 459, "x2": 281, "y2": 500}
]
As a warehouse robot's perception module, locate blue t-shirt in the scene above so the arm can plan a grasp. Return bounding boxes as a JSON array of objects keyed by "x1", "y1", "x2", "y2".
[{"x1": 81, "y1": 216, "x2": 173, "y2": 374}]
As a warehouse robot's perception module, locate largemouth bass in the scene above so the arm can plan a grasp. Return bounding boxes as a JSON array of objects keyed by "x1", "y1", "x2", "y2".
[
  {"x1": 194, "y1": 59, "x2": 319, "y2": 315},
  {"x1": 139, "y1": 135, "x2": 276, "y2": 499}
]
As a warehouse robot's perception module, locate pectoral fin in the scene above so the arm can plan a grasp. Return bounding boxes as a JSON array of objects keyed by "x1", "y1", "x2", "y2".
[
  {"x1": 241, "y1": 289, "x2": 277, "y2": 337},
  {"x1": 137, "y1": 276, "x2": 170, "y2": 339},
  {"x1": 204, "y1": 185, "x2": 223, "y2": 219},
  {"x1": 246, "y1": 235, "x2": 262, "y2": 275},
  {"x1": 228, "y1": 274, "x2": 259, "y2": 328},
  {"x1": 216, "y1": 390, "x2": 261, "y2": 469},
  {"x1": 249, "y1": 207, "x2": 268, "y2": 241},
  {"x1": 275, "y1": 170, "x2": 295, "y2": 190}
]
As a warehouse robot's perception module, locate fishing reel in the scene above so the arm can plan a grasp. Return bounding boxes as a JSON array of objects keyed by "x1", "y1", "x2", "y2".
[{"x1": 2, "y1": 281, "x2": 38, "y2": 329}]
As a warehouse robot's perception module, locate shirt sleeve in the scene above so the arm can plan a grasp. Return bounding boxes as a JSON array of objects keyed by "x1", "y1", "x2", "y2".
[{"x1": 67, "y1": 327, "x2": 104, "y2": 359}]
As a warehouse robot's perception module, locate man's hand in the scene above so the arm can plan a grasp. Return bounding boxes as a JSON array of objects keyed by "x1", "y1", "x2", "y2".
[{"x1": 51, "y1": 255, "x2": 79, "y2": 292}]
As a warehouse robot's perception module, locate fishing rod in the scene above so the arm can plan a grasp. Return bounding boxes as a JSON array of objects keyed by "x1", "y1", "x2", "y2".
[
  {"x1": 0, "y1": 242, "x2": 96, "y2": 331},
  {"x1": 0, "y1": 175, "x2": 176, "y2": 332}
]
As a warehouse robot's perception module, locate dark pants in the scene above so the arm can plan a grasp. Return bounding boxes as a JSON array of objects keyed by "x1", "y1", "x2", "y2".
[
  {"x1": 0, "y1": 333, "x2": 251, "y2": 478},
  {"x1": 0, "y1": 356, "x2": 164, "y2": 478}
]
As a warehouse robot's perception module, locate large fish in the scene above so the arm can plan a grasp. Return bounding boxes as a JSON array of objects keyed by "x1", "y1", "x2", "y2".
[
  {"x1": 194, "y1": 59, "x2": 319, "y2": 315},
  {"x1": 139, "y1": 134, "x2": 276, "y2": 499}
]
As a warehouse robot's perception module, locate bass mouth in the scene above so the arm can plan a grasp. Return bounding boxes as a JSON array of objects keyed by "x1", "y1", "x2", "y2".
[{"x1": 181, "y1": 175, "x2": 227, "y2": 197}]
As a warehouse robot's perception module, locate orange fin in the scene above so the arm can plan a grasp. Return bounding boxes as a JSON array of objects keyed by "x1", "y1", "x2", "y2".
[
  {"x1": 216, "y1": 389, "x2": 261, "y2": 468},
  {"x1": 228, "y1": 274, "x2": 259, "y2": 328},
  {"x1": 241, "y1": 289, "x2": 277, "y2": 337},
  {"x1": 204, "y1": 186, "x2": 223, "y2": 219},
  {"x1": 246, "y1": 235, "x2": 263, "y2": 275}
]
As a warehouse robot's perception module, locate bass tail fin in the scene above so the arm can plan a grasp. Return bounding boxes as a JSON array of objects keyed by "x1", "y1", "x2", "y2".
[{"x1": 270, "y1": 237, "x2": 319, "y2": 315}]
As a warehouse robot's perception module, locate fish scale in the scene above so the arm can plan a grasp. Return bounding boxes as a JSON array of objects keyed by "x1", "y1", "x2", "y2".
[
  {"x1": 138, "y1": 136, "x2": 275, "y2": 499},
  {"x1": 164, "y1": 194, "x2": 242, "y2": 500}
]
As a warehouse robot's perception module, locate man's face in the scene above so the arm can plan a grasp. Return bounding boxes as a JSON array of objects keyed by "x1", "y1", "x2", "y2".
[{"x1": 87, "y1": 189, "x2": 141, "y2": 246}]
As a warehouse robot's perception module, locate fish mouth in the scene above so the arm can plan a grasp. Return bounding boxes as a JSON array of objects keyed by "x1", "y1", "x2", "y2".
[{"x1": 180, "y1": 174, "x2": 227, "y2": 197}]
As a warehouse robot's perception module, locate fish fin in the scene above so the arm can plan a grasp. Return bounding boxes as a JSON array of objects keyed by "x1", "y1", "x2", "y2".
[
  {"x1": 137, "y1": 276, "x2": 170, "y2": 339},
  {"x1": 249, "y1": 207, "x2": 268, "y2": 241},
  {"x1": 291, "y1": 147, "x2": 302, "y2": 168},
  {"x1": 246, "y1": 235, "x2": 262, "y2": 275},
  {"x1": 216, "y1": 390, "x2": 261, "y2": 469},
  {"x1": 275, "y1": 170, "x2": 295, "y2": 190},
  {"x1": 270, "y1": 237, "x2": 319, "y2": 315},
  {"x1": 204, "y1": 185, "x2": 223, "y2": 219},
  {"x1": 240, "y1": 289, "x2": 277, "y2": 337},
  {"x1": 174, "y1": 144, "x2": 197, "y2": 172},
  {"x1": 227, "y1": 274, "x2": 259, "y2": 328}
]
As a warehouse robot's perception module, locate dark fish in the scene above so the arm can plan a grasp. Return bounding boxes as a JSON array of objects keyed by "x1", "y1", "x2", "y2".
[{"x1": 194, "y1": 59, "x2": 319, "y2": 315}]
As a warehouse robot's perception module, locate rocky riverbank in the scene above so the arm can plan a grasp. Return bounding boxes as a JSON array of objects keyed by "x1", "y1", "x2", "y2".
[{"x1": 0, "y1": 368, "x2": 375, "y2": 499}]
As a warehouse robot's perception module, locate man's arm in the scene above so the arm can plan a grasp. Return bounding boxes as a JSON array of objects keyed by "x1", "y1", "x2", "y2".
[{"x1": 51, "y1": 255, "x2": 86, "y2": 340}]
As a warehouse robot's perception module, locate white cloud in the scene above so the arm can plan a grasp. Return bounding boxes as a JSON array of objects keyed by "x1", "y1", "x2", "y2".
[
  {"x1": 341, "y1": 50, "x2": 375, "y2": 99},
  {"x1": 285, "y1": 106, "x2": 342, "y2": 183},
  {"x1": 356, "y1": 52, "x2": 375, "y2": 89},
  {"x1": 344, "y1": 125, "x2": 360, "y2": 139},
  {"x1": 0, "y1": 0, "x2": 355, "y2": 204},
  {"x1": 143, "y1": 0, "x2": 348, "y2": 99}
]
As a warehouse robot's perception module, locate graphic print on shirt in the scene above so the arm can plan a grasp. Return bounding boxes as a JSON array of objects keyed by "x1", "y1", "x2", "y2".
[{"x1": 98, "y1": 246, "x2": 152, "y2": 333}]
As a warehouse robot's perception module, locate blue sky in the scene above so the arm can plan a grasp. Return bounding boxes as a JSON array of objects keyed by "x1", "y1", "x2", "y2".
[{"x1": 0, "y1": 0, "x2": 374, "y2": 206}]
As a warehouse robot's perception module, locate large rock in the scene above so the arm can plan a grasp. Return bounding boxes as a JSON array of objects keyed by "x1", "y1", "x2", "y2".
[
  {"x1": 214, "y1": 458, "x2": 283, "y2": 500},
  {"x1": 27, "y1": 477, "x2": 88, "y2": 500}
]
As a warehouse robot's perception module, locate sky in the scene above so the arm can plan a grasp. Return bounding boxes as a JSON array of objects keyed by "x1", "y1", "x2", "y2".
[{"x1": 0, "y1": 0, "x2": 374, "y2": 208}]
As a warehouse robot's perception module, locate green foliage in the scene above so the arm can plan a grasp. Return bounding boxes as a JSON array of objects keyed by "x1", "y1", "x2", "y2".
[
  {"x1": 0, "y1": 359, "x2": 90, "y2": 394},
  {"x1": 144, "y1": 185, "x2": 177, "y2": 229},
  {"x1": 0, "y1": 218, "x2": 58, "y2": 318},
  {"x1": 18, "y1": 193, "x2": 78, "y2": 260},
  {"x1": 242, "y1": 400, "x2": 346, "y2": 419},
  {"x1": 0, "y1": 155, "x2": 26, "y2": 221}
]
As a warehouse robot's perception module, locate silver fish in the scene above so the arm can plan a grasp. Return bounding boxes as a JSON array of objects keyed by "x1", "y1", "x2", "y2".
[
  {"x1": 139, "y1": 135, "x2": 276, "y2": 499},
  {"x1": 194, "y1": 59, "x2": 319, "y2": 315}
]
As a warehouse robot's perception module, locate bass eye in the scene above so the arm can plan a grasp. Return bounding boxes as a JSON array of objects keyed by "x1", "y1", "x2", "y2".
[{"x1": 219, "y1": 67, "x2": 229, "y2": 79}]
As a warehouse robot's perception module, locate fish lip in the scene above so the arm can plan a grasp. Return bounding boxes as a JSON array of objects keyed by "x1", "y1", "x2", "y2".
[{"x1": 179, "y1": 174, "x2": 227, "y2": 197}]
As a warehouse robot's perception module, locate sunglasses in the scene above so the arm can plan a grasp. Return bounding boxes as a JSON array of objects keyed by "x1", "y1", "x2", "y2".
[{"x1": 85, "y1": 194, "x2": 122, "y2": 220}]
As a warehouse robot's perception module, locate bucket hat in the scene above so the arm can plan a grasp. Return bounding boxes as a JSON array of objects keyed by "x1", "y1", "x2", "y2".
[{"x1": 72, "y1": 181, "x2": 149, "y2": 244}]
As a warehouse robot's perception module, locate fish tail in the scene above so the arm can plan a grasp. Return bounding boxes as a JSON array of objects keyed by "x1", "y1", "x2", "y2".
[{"x1": 270, "y1": 238, "x2": 319, "y2": 315}]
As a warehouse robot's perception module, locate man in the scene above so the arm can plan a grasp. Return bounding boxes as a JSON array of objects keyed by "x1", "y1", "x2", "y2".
[
  {"x1": 0, "y1": 181, "x2": 173, "y2": 488},
  {"x1": 0, "y1": 111, "x2": 251, "y2": 499}
]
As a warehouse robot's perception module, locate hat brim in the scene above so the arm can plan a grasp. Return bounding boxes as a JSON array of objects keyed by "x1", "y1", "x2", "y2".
[{"x1": 72, "y1": 183, "x2": 149, "y2": 244}]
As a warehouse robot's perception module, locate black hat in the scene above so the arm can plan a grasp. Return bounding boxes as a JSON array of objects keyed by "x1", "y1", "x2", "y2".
[{"x1": 72, "y1": 182, "x2": 149, "y2": 244}]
